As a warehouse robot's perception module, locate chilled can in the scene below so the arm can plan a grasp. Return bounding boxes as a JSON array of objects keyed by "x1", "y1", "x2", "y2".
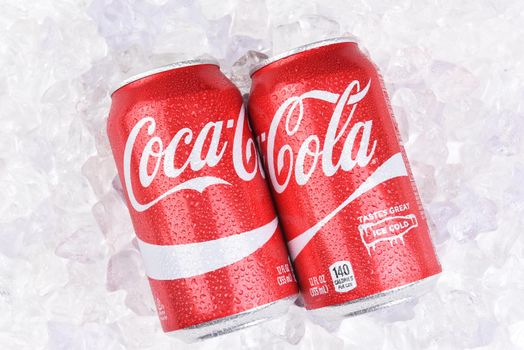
[
  {"x1": 107, "y1": 59, "x2": 298, "y2": 341},
  {"x1": 248, "y1": 38, "x2": 441, "y2": 317}
]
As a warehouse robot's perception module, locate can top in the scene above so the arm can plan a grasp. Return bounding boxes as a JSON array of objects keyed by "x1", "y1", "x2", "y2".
[
  {"x1": 249, "y1": 36, "x2": 358, "y2": 77},
  {"x1": 110, "y1": 58, "x2": 220, "y2": 96}
]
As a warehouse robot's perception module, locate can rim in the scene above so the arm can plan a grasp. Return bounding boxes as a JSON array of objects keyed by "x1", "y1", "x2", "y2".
[
  {"x1": 249, "y1": 36, "x2": 358, "y2": 77},
  {"x1": 110, "y1": 58, "x2": 220, "y2": 96}
]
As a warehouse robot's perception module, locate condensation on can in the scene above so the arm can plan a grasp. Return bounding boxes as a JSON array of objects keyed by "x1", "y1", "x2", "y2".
[
  {"x1": 107, "y1": 59, "x2": 298, "y2": 341},
  {"x1": 248, "y1": 37, "x2": 441, "y2": 316}
]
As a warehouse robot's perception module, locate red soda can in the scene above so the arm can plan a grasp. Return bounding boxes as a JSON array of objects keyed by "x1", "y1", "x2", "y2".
[
  {"x1": 248, "y1": 38, "x2": 441, "y2": 317},
  {"x1": 107, "y1": 59, "x2": 298, "y2": 341}
]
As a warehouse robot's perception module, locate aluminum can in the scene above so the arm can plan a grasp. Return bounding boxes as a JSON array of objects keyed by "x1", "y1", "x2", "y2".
[
  {"x1": 248, "y1": 38, "x2": 441, "y2": 317},
  {"x1": 107, "y1": 59, "x2": 298, "y2": 341}
]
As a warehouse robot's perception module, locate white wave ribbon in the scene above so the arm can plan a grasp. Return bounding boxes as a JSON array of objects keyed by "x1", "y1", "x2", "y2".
[
  {"x1": 137, "y1": 217, "x2": 279, "y2": 280},
  {"x1": 126, "y1": 175, "x2": 230, "y2": 213},
  {"x1": 287, "y1": 153, "x2": 408, "y2": 260}
]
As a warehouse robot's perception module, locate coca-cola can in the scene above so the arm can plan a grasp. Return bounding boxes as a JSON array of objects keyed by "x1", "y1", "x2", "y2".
[
  {"x1": 107, "y1": 59, "x2": 298, "y2": 341},
  {"x1": 248, "y1": 38, "x2": 441, "y2": 318}
]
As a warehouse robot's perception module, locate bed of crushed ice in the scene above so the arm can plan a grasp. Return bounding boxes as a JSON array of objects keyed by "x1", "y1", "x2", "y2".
[{"x1": 1, "y1": 0, "x2": 523, "y2": 348}]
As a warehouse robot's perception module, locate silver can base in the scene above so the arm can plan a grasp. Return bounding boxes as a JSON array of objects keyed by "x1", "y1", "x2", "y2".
[
  {"x1": 309, "y1": 274, "x2": 440, "y2": 319},
  {"x1": 166, "y1": 294, "x2": 298, "y2": 343}
]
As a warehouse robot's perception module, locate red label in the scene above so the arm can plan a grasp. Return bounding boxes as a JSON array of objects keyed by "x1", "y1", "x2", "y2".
[
  {"x1": 248, "y1": 43, "x2": 441, "y2": 309},
  {"x1": 108, "y1": 65, "x2": 297, "y2": 331}
]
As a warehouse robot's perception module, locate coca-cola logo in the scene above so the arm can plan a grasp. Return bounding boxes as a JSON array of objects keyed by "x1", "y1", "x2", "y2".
[
  {"x1": 123, "y1": 106, "x2": 261, "y2": 212},
  {"x1": 261, "y1": 79, "x2": 376, "y2": 193},
  {"x1": 121, "y1": 105, "x2": 277, "y2": 280},
  {"x1": 256, "y1": 79, "x2": 410, "y2": 260}
]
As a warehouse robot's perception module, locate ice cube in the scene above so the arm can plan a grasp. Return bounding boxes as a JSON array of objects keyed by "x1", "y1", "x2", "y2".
[
  {"x1": 55, "y1": 227, "x2": 106, "y2": 264},
  {"x1": 106, "y1": 248, "x2": 156, "y2": 316},
  {"x1": 82, "y1": 156, "x2": 117, "y2": 198},
  {"x1": 230, "y1": 0, "x2": 269, "y2": 38},
  {"x1": 230, "y1": 50, "x2": 268, "y2": 94},
  {"x1": 446, "y1": 190, "x2": 498, "y2": 242}
]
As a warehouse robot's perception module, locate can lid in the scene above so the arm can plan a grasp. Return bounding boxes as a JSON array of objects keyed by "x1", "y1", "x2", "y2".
[
  {"x1": 249, "y1": 36, "x2": 358, "y2": 77},
  {"x1": 110, "y1": 58, "x2": 220, "y2": 96}
]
